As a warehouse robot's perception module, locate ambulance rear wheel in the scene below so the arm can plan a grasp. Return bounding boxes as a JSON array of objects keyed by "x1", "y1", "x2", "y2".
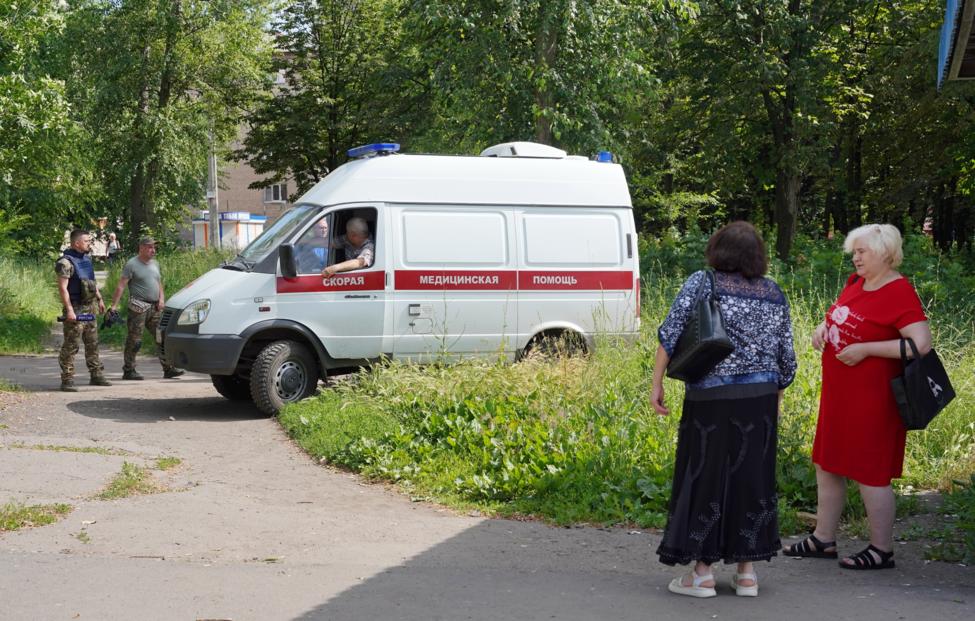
[
  {"x1": 211, "y1": 374, "x2": 251, "y2": 401},
  {"x1": 250, "y1": 340, "x2": 319, "y2": 416},
  {"x1": 524, "y1": 332, "x2": 586, "y2": 360}
]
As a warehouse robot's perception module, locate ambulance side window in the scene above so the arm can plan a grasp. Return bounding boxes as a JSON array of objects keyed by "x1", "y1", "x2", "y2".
[
  {"x1": 295, "y1": 215, "x2": 332, "y2": 274},
  {"x1": 329, "y1": 207, "x2": 378, "y2": 271}
]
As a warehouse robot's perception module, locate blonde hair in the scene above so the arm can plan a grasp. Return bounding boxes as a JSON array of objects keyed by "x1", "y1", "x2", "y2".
[{"x1": 843, "y1": 223, "x2": 903, "y2": 268}]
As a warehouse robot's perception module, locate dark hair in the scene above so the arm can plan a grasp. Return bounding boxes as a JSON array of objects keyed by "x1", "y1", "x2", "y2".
[
  {"x1": 705, "y1": 221, "x2": 768, "y2": 278},
  {"x1": 69, "y1": 229, "x2": 89, "y2": 243}
]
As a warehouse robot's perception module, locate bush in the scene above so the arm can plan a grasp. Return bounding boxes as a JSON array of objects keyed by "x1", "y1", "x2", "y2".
[{"x1": 280, "y1": 233, "x2": 975, "y2": 539}]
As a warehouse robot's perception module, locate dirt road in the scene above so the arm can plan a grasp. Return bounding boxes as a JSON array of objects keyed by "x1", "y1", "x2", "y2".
[{"x1": 0, "y1": 352, "x2": 971, "y2": 621}]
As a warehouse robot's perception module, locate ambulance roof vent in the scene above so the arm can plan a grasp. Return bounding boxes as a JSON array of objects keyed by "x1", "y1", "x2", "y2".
[{"x1": 479, "y1": 142, "x2": 567, "y2": 159}]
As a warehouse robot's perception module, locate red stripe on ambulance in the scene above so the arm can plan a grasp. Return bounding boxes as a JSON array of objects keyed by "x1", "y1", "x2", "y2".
[
  {"x1": 394, "y1": 270, "x2": 518, "y2": 290},
  {"x1": 518, "y1": 270, "x2": 634, "y2": 290},
  {"x1": 276, "y1": 271, "x2": 385, "y2": 293}
]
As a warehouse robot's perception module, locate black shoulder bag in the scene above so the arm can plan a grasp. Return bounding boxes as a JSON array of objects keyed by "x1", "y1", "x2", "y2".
[
  {"x1": 890, "y1": 337, "x2": 955, "y2": 431},
  {"x1": 666, "y1": 270, "x2": 735, "y2": 383}
]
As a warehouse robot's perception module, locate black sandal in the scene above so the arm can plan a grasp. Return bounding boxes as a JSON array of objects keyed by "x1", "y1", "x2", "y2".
[
  {"x1": 782, "y1": 533, "x2": 838, "y2": 559},
  {"x1": 839, "y1": 544, "x2": 895, "y2": 570}
]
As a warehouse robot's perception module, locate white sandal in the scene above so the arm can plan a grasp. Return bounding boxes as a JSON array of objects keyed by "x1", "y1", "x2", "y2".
[
  {"x1": 668, "y1": 571, "x2": 717, "y2": 598},
  {"x1": 732, "y1": 572, "x2": 759, "y2": 597}
]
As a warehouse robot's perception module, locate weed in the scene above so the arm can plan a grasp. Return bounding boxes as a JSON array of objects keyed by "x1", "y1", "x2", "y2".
[
  {"x1": 0, "y1": 379, "x2": 22, "y2": 392},
  {"x1": 11, "y1": 443, "x2": 128, "y2": 456},
  {"x1": 0, "y1": 502, "x2": 72, "y2": 531},
  {"x1": 155, "y1": 456, "x2": 181, "y2": 470},
  {"x1": 74, "y1": 531, "x2": 91, "y2": 544},
  {"x1": 97, "y1": 462, "x2": 157, "y2": 499}
]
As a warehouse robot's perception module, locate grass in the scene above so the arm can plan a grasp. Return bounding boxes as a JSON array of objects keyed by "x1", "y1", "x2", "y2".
[
  {"x1": 278, "y1": 235, "x2": 975, "y2": 562},
  {"x1": 155, "y1": 456, "x2": 181, "y2": 470},
  {"x1": 10, "y1": 443, "x2": 129, "y2": 456},
  {"x1": 0, "y1": 249, "x2": 233, "y2": 354},
  {"x1": 0, "y1": 379, "x2": 22, "y2": 392},
  {"x1": 0, "y1": 502, "x2": 72, "y2": 531},
  {"x1": 96, "y1": 462, "x2": 158, "y2": 499},
  {"x1": 0, "y1": 254, "x2": 61, "y2": 354},
  {"x1": 99, "y1": 248, "x2": 234, "y2": 351}
]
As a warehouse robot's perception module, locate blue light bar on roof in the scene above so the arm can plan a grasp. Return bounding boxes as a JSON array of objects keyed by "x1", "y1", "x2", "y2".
[
  {"x1": 595, "y1": 151, "x2": 614, "y2": 163},
  {"x1": 347, "y1": 143, "x2": 400, "y2": 159}
]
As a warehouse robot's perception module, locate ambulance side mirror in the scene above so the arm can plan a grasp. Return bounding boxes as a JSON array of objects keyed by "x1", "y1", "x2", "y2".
[{"x1": 279, "y1": 243, "x2": 297, "y2": 278}]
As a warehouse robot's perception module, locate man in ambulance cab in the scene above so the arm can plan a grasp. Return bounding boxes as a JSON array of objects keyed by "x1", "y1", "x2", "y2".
[{"x1": 322, "y1": 217, "x2": 374, "y2": 277}]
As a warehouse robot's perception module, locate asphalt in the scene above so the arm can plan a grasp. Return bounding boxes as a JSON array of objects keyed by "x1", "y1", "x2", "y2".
[{"x1": 0, "y1": 351, "x2": 972, "y2": 621}]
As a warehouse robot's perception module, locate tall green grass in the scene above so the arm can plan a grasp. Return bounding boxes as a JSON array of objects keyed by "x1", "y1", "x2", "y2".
[
  {"x1": 0, "y1": 249, "x2": 234, "y2": 353},
  {"x1": 279, "y1": 235, "x2": 975, "y2": 538},
  {"x1": 99, "y1": 248, "x2": 235, "y2": 349},
  {"x1": 0, "y1": 255, "x2": 61, "y2": 353}
]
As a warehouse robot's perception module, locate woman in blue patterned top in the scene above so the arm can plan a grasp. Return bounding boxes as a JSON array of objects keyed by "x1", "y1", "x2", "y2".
[{"x1": 650, "y1": 221, "x2": 797, "y2": 598}]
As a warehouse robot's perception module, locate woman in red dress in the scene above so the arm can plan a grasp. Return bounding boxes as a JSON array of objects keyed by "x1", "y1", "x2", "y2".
[{"x1": 783, "y1": 224, "x2": 931, "y2": 570}]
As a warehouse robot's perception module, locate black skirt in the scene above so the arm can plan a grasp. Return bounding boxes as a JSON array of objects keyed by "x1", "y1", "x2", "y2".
[{"x1": 656, "y1": 383, "x2": 780, "y2": 566}]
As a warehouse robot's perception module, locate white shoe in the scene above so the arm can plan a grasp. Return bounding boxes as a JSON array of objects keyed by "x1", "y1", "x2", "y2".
[
  {"x1": 668, "y1": 571, "x2": 717, "y2": 598},
  {"x1": 732, "y1": 572, "x2": 759, "y2": 597}
]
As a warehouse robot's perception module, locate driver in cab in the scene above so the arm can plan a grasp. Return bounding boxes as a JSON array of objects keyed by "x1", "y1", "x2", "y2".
[{"x1": 322, "y1": 217, "x2": 374, "y2": 278}]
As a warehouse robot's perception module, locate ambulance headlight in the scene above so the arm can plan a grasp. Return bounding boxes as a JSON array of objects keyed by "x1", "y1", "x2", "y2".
[{"x1": 177, "y1": 299, "x2": 211, "y2": 325}]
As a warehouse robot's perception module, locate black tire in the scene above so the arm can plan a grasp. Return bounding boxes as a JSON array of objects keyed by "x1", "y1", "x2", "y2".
[
  {"x1": 211, "y1": 374, "x2": 251, "y2": 401},
  {"x1": 250, "y1": 340, "x2": 319, "y2": 415},
  {"x1": 523, "y1": 332, "x2": 586, "y2": 361}
]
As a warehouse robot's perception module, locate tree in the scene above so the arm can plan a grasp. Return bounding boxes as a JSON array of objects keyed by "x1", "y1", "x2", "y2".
[
  {"x1": 237, "y1": 0, "x2": 407, "y2": 196},
  {"x1": 62, "y1": 0, "x2": 273, "y2": 244},
  {"x1": 0, "y1": 0, "x2": 95, "y2": 254},
  {"x1": 403, "y1": 0, "x2": 685, "y2": 155}
]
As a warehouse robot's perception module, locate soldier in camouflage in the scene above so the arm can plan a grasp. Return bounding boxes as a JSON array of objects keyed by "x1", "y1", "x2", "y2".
[
  {"x1": 108, "y1": 236, "x2": 184, "y2": 380},
  {"x1": 56, "y1": 229, "x2": 111, "y2": 392}
]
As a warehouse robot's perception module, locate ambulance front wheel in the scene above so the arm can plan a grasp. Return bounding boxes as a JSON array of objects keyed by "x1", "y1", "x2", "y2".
[
  {"x1": 211, "y1": 374, "x2": 251, "y2": 401},
  {"x1": 250, "y1": 340, "x2": 319, "y2": 415}
]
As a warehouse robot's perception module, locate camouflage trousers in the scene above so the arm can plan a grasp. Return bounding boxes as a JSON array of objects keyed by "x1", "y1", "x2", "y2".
[
  {"x1": 59, "y1": 303, "x2": 105, "y2": 382},
  {"x1": 123, "y1": 304, "x2": 175, "y2": 373}
]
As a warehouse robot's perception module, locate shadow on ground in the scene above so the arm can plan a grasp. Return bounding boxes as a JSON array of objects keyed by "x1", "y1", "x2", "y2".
[
  {"x1": 287, "y1": 517, "x2": 973, "y2": 621},
  {"x1": 67, "y1": 395, "x2": 266, "y2": 423}
]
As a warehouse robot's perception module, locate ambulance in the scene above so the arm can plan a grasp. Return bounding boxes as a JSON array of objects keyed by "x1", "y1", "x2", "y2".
[{"x1": 159, "y1": 142, "x2": 640, "y2": 414}]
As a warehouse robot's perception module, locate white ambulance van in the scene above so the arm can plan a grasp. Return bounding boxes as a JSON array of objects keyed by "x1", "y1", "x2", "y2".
[{"x1": 160, "y1": 142, "x2": 640, "y2": 414}]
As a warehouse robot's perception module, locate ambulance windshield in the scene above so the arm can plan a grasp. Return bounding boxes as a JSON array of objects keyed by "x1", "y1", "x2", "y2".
[{"x1": 237, "y1": 204, "x2": 320, "y2": 264}]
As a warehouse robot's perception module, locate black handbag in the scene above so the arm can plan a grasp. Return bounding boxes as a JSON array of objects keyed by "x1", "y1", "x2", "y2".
[
  {"x1": 890, "y1": 337, "x2": 955, "y2": 430},
  {"x1": 666, "y1": 270, "x2": 735, "y2": 382}
]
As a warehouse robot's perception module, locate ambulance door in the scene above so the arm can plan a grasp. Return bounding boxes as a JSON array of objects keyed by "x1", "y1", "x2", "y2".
[
  {"x1": 276, "y1": 206, "x2": 386, "y2": 360},
  {"x1": 391, "y1": 206, "x2": 517, "y2": 361}
]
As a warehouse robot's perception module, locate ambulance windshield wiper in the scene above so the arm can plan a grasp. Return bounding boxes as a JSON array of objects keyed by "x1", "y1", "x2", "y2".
[{"x1": 221, "y1": 255, "x2": 254, "y2": 272}]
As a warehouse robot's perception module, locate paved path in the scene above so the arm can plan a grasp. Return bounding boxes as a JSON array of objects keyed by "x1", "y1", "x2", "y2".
[{"x1": 0, "y1": 352, "x2": 972, "y2": 620}]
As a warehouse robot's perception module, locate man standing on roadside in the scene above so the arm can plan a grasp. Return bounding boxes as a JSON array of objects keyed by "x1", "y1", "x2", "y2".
[
  {"x1": 56, "y1": 229, "x2": 111, "y2": 392},
  {"x1": 108, "y1": 236, "x2": 184, "y2": 381}
]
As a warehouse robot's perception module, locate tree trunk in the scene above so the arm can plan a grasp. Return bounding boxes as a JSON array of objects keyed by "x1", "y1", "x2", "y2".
[
  {"x1": 532, "y1": 5, "x2": 559, "y2": 146},
  {"x1": 847, "y1": 126, "x2": 864, "y2": 225},
  {"x1": 127, "y1": 0, "x2": 181, "y2": 239},
  {"x1": 774, "y1": 170, "x2": 800, "y2": 259}
]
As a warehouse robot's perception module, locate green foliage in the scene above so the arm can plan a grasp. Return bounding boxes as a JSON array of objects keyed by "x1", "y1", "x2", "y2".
[
  {"x1": 96, "y1": 462, "x2": 157, "y2": 500},
  {"x1": 47, "y1": 0, "x2": 273, "y2": 249},
  {"x1": 0, "y1": 253, "x2": 60, "y2": 354},
  {"x1": 941, "y1": 474, "x2": 975, "y2": 564},
  {"x1": 238, "y1": 0, "x2": 407, "y2": 194},
  {"x1": 0, "y1": 502, "x2": 72, "y2": 531},
  {"x1": 281, "y1": 233, "x2": 975, "y2": 535},
  {"x1": 403, "y1": 0, "x2": 685, "y2": 154}
]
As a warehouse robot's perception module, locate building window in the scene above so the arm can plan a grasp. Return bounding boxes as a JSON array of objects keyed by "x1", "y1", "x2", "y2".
[{"x1": 263, "y1": 183, "x2": 288, "y2": 203}]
